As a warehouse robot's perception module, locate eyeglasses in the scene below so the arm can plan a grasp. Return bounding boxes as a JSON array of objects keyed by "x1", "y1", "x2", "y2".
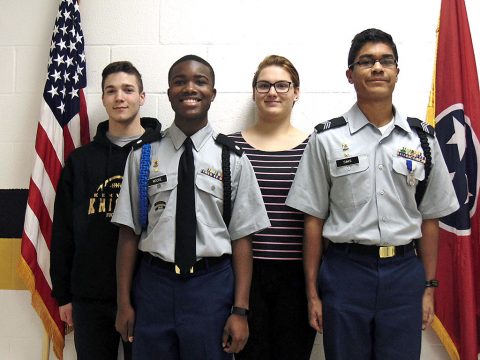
[
  {"x1": 255, "y1": 81, "x2": 293, "y2": 93},
  {"x1": 349, "y1": 57, "x2": 398, "y2": 69}
]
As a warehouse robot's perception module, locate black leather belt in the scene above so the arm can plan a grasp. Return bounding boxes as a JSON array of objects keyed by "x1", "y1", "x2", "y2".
[
  {"x1": 142, "y1": 252, "x2": 231, "y2": 274},
  {"x1": 329, "y1": 241, "x2": 415, "y2": 258}
]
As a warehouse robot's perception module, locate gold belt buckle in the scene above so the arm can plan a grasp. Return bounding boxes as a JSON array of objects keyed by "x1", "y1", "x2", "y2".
[
  {"x1": 175, "y1": 265, "x2": 194, "y2": 274},
  {"x1": 379, "y1": 246, "x2": 395, "y2": 258}
]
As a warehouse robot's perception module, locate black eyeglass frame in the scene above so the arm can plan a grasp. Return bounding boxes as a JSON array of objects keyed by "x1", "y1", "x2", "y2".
[
  {"x1": 254, "y1": 81, "x2": 294, "y2": 94},
  {"x1": 348, "y1": 57, "x2": 398, "y2": 70}
]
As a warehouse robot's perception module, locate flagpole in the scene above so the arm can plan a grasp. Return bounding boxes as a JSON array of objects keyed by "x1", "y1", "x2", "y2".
[{"x1": 42, "y1": 330, "x2": 50, "y2": 360}]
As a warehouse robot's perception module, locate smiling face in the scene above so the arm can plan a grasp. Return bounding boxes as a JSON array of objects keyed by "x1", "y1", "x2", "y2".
[
  {"x1": 253, "y1": 65, "x2": 299, "y2": 120},
  {"x1": 346, "y1": 42, "x2": 400, "y2": 103},
  {"x1": 102, "y1": 71, "x2": 145, "y2": 125},
  {"x1": 167, "y1": 60, "x2": 216, "y2": 131}
]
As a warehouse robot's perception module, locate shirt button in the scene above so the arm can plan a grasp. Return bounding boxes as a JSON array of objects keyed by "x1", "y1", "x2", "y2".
[
  {"x1": 378, "y1": 164, "x2": 383, "y2": 170},
  {"x1": 382, "y1": 216, "x2": 388, "y2": 222},
  {"x1": 380, "y1": 190, "x2": 385, "y2": 195},
  {"x1": 346, "y1": 166, "x2": 351, "y2": 171}
]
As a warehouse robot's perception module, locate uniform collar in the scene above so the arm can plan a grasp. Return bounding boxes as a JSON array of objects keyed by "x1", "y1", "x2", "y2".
[
  {"x1": 345, "y1": 103, "x2": 411, "y2": 134},
  {"x1": 168, "y1": 122, "x2": 213, "y2": 152}
]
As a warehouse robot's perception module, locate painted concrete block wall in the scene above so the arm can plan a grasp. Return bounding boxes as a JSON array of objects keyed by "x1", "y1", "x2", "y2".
[{"x1": 1, "y1": 0, "x2": 479, "y2": 358}]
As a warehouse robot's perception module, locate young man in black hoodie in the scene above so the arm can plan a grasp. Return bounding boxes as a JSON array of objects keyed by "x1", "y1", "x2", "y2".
[{"x1": 50, "y1": 61, "x2": 161, "y2": 360}]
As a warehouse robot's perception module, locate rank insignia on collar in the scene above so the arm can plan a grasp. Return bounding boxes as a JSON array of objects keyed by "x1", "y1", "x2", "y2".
[
  {"x1": 397, "y1": 147, "x2": 426, "y2": 164},
  {"x1": 152, "y1": 159, "x2": 159, "y2": 172},
  {"x1": 200, "y1": 167, "x2": 223, "y2": 181}
]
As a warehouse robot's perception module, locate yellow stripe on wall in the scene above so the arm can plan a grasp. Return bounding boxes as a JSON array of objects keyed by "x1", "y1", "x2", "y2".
[{"x1": 0, "y1": 238, "x2": 27, "y2": 290}]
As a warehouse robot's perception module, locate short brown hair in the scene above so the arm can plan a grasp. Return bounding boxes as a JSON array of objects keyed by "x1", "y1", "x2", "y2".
[{"x1": 252, "y1": 55, "x2": 300, "y2": 89}]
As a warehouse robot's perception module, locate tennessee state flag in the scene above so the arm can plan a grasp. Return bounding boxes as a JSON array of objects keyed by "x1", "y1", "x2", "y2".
[{"x1": 427, "y1": 0, "x2": 480, "y2": 359}]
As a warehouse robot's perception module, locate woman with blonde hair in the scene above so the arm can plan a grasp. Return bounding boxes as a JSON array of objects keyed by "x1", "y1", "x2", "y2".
[{"x1": 231, "y1": 55, "x2": 316, "y2": 359}]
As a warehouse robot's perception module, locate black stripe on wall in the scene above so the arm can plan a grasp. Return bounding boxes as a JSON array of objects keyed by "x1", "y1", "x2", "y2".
[{"x1": 0, "y1": 189, "x2": 28, "y2": 238}]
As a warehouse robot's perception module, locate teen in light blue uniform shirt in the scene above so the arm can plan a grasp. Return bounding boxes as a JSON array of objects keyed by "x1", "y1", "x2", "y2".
[
  {"x1": 113, "y1": 55, "x2": 270, "y2": 360},
  {"x1": 286, "y1": 29, "x2": 459, "y2": 360}
]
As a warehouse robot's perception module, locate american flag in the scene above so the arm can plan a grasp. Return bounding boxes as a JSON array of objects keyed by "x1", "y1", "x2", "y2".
[
  {"x1": 428, "y1": 0, "x2": 480, "y2": 359},
  {"x1": 18, "y1": 0, "x2": 89, "y2": 358}
]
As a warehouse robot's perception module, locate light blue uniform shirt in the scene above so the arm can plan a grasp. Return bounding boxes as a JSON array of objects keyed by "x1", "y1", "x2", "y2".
[
  {"x1": 286, "y1": 104, "x2": 459, "y2": 246},
  {"x1": 112, "y1": 122, "x2": 270, "y2": 262}
]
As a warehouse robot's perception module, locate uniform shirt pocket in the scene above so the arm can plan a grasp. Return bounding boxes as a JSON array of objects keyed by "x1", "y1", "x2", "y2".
[
  {"x1": 148, "y1": 174, "x2": 177, "y2": 219},
  {"x1": 195, "y1": 172, "x2": 224, "y2": 227},
  {"x1": 329, "y1": 154, "x2": 370, "y2": 208},
  {"x1": 392, "y1": 157, "x2": 425, "y2": 181}
]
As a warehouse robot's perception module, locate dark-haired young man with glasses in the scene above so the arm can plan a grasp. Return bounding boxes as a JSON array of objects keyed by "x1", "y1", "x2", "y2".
[{"x1": 286, "y1": 28, "x2": 458, "y2": 359}]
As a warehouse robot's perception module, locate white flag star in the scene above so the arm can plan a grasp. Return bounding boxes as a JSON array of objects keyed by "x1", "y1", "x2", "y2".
[
  {"x1": 69, "y1": 88, "x2": 79, "y2": 99},
  {"x1": 47, "y1": 85, "x2": 59, "y2": 98},
  {"x1": 50, "y1": 69, "x2": 62, "y2": 82},
  {"x1": 63, "y1": 10, "x2": 71, "y2": 21},
  {"x1": 446, "y1": 115, "x2": 467, "y2": 160},
  {"x1": 57, "y1": 101, "x2": 65, "y2": 114},
  {"x1": 65, "y1": 56, "x2": 74, "y2": 68},
  {"x1": 67, "y1": 41, "x2": 77, "y2": 53},
  {"x1": 63, "y1": 71, "x2": 71, "y2": 82},
  {"x1": 72, "y1": 73, "x2": 80, "y2": 84},
  {"x1": 60, "y1": 24, "x2": 68, "y2": 35},
  {"x1": 53, "y1": 54, "x2": 64, "y2": 66},
  {"x1": 57, "y1": 39, "x2": 67, "y2": 51}
]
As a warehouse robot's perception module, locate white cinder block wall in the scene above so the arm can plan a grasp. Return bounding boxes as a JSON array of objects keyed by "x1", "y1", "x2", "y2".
[{"x1": 1, "y1": 0, "x2": 479, "y2": 359}]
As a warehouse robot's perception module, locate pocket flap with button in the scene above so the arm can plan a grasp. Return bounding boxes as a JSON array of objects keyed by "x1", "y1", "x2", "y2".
[
  {"x1": 329, "y1": 154, "x2": 369, "y2": 177},
  {"x1": 148, "y1": 174, "x2": 177, "y2": 197},
  {"x1": 392, "y1": 157, "x2": 425, "y2": 181},
  {"x1": 196, "y1": 173, "x2": 223, "y2": 199}
]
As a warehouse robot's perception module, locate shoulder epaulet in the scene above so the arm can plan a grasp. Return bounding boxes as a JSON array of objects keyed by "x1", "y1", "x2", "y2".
[
  {"x1": 215, "y1": 133, "x2": 243, "y2": 156},
  {"x1": 132, "y1": 124, "x2": 163, "y2": 150},
  {"x1": 407, "y1": 117, "x2": 434, "y2": 137},
  {"x1": 315, "y1": 117, "x2": 347, "y2": 133}
]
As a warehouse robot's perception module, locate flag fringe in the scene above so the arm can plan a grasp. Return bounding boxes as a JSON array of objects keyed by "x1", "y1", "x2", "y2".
[
  {"x1": 432, "y1": 316, "x2": 460, "y2": 360},
  {"x1": 17, "y1": 257, "x2": 64, "y2": 360}
]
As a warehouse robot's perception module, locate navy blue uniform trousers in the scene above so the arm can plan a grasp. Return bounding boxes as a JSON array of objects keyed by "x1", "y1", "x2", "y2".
[
  {"x1": 132, "y1": 256, "x2": 234, "y2": 360},
  {"x1": 319, "y1": 244, "x2": 425, "y2": 360}
]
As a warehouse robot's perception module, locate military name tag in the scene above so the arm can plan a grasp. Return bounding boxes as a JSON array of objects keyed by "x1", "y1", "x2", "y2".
[
  {"x1": 148, "y1": 175, "x2": 167, "y2": 186},
  {"x1": 336, "y1": 156, "x2": 359, "y2": 167}
]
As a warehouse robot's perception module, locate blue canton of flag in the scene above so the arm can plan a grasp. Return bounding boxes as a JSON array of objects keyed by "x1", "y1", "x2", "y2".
[
  {"x1": 45, "y1": 0, "x2": 87, "y2": 127},
  {"x1": 436, "y1": 105, "x2": 479, "y2": 232}
]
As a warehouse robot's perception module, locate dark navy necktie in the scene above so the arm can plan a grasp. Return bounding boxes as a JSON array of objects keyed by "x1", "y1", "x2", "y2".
[{"x1": 175, "y1": 137, "x2": 196, "y2": 274}]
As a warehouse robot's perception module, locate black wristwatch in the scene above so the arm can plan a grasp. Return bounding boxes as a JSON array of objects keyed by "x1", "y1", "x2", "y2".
[
  {"x1": 231, "y1": 306, "x2": 249, "y2": 316},
  {"x1": 425, "y1": 279, "x2": 439, "y2": 288}
]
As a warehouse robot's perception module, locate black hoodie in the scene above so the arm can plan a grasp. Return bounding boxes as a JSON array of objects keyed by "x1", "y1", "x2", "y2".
[{"x1": 50, "y1": 117, "x2": 161, "y2": 305}]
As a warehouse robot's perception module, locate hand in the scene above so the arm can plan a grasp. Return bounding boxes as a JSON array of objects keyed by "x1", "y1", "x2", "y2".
[
  {"x1": 308, "y1": 296, "x2": 323, "y2": 333},
  {"x1": 59, "y1": 303, "x2": 74, "y2": 327},
  {"x1": 116, "y1": 304, "x2": 135, "y2": 343},
  {"x1": 222, "y1": 314, "x2": 249, "y2": 353},
  {"x1": 422, "y1": 288, "x2": 435, "y2": 330}
]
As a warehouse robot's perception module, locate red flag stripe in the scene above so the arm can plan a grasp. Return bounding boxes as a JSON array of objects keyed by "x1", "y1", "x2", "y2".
[
  {"x1": 20, "y1": 232, "x2": 62, "y2": 327},
  {"x1": 26, "y1": 179, "x2": 53, "y2": 249},
  {"x1": 34, "y1": 120, "x2": 63, "y2": 191},
  {"x1": 79, "y1": 89, "x2": 90, "y2": 144}
]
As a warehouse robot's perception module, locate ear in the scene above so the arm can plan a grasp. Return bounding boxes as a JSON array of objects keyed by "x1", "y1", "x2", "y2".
[
  {"x1": 139, "y1": 91, "x2": 146, "y2": 106},
  {"x1": 293, "y1": 87, "x2": 300, "y2": 102},
  {"x1": 395, "y1": 67, "x2": 400, "y2": 82},
  {"x1": 211, "y1": 88, "x2": 217, "y2": 102},
  {"x1": 346, "y1": 69, "x2": 353, "y2": 84}
]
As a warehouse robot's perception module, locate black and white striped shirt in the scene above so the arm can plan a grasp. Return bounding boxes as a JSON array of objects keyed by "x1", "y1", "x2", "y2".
[{"x1": 230, "y1": 132, "x2": 309, "y2": 261}]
